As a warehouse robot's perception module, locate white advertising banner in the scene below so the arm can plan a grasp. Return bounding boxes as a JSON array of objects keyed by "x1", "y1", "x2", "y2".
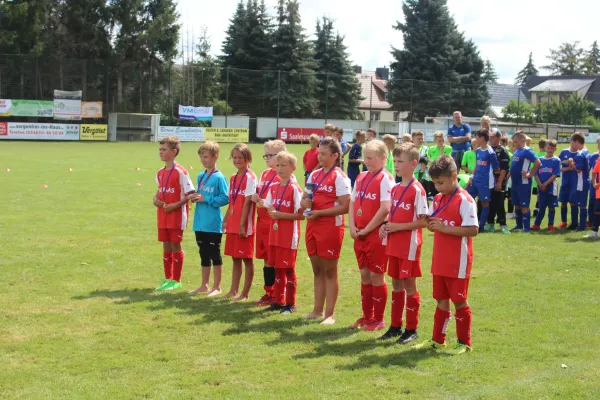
[
  {"x1": 158, "y1": 126, "x2": 205, "y2": 142},
  {"x1": 178, "y1": 105, "x2": 213, "y2": 121},
  {"x1": 54, "y1": 90, "x2": 82, "y2": 120},
  {"x1": 0, "y1": 122, "x2": 80, "y2": 140}
]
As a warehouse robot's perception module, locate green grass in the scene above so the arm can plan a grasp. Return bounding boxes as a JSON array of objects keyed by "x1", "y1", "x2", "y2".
[{"x1": 1, "y1": 141, "x2": 599, "y2": 399}]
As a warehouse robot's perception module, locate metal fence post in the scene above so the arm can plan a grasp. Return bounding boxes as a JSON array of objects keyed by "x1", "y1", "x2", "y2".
[
  {"x1": 225, "y1": 67, "x2": 230, "y2": 128},
  {"x1": 325, "y1": 72, "x2": 329, "y2": 124},
  {"x1": 516, "y1": 88, "x2": 521, "y2": 129},
  {"x1": 276, "y1": 70, "x2": 281, "y2": 134},
  {"x1": 369, "y1": 76, "x2": 373, "y2": 128},
  {"x1": 409, "y1": 79, "x2": 414, "y2": 134}
]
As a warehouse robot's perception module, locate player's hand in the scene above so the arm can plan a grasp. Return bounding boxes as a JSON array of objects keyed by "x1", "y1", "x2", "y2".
[
  {"x1": 428, "y1": 218, "x2": 445, "y2": 232},
  {"x1": 193, "y1": 194, "x2": 205, "y2": 203},
  {"x1": 301, "y1": 198, "x2": 312, "y2": 209},
  {"x1": 379, "y1": 225, "x2": 388, "y2": 239},
  {"x1": 251, "y1": 194, "x2": 260, "y2": 203},
  {"x1": 357, "y1": 228, "x2": 368, "y2": 238},
  {"x1": 494, "y1": 182, "x2": 503, "y2": 192},
  {"x1": 305, "y1": 210, "x2": 321, "y2": 221},
  {"x1": 153, "y1": 196, "x2": 165, "y2": 208},
  {"x1": 595, "y1": 183, "x2": 600, "y2": 189},
  {"x1": 238, "y1": 226, "x2": 247, "y2": 238},
  {"x1": 268, "y1": 207, "x2": 280, "y2": 220},
  {"x1": 350, "y1": 226, "x2": 359, "y2": 240},
  {"x1": 257, "y1": 199, "x2": 265, "y2": 208},
  {"x1": 522, "y1": 171, "x2": 531, "y2": 179},
  {"x1": 164, "y1": 203, "x2": 179, "y2": 213}
]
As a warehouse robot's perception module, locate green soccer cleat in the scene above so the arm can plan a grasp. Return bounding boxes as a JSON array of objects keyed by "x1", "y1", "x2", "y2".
[
  {"x1": 413, "y1": 339, "x2": 446, "y2": 351},
  {"x1": 161, "y1": 280, "x2": 182, "y2": 291},
  {"x1": 500, "y1": 225, "x2": 511, "y2": 234},
  {"x1": 484, "y1": 224, "x2": 495, "y2": 233},
  {"x1": 443, "y1": 341, "x2": 472, "y2": 355},
  {"x1": 155, "y1": 279, "x2": 170, "y2": 291}
]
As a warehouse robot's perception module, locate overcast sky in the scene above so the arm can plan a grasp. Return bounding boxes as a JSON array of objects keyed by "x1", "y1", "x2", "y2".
[{"x1": 179, "y1": 0, "x2": 599, "y2": 84}]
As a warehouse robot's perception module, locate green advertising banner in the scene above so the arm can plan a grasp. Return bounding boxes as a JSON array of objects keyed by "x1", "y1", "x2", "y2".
[{"x1": 0, "y1": 99, "x2": 54, "y2": 117}]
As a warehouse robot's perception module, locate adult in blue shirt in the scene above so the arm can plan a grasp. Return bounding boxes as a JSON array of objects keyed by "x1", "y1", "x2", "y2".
[
  {"x1": 509, "y1": 131, "x2": 541, "y2": 233},
  {"x1": 447, "y1": 111, "x2": 472, "y2": 168}
]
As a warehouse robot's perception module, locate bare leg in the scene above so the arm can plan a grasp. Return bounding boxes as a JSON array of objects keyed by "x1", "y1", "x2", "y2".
[
  {"x1": 234, "y1": 258, "x2": 254, "y2": 301},
  {"x1": 320, "y1": 258, "x2": 339, "y2": 325},
  {"x1": 305, "y1": 255, "x2": 325, "y2": 319},
  {"x1": 208, "y1": 265, "x2": 222, "y2": 296},
  {"x1": 224, "y1": 258, "x2": 242, "y2": 298},
  {"x1": 189, "y1": 267, "x2": 211, "y2": 294}
]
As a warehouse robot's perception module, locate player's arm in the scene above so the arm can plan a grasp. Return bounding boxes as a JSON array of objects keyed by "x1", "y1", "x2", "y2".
[
  {"x1": 388, "y1": 217, "x2": 427, "y2": 232},
  {"x1": 153, "y1": 191, "x2": 164, "y2": 208},
  {"x1": 528, "y1": 158, "x2": 541, "y2": 178},
  {"x1": 543, "y1": 174, "x2": 557, "y2": 186},
  {"x1": 348, "y1": 146, "x2": 363, "y2": 163},
  {"x1": 238, "y1": 196, "x2": 253, "y2": 238},
  {"x1": 209, "y1": 177, "x2": 230, "y2": 208},
  {"x1": 348, "y1": 186, "x2": 358, "y2": 238},
  {"x1": 358, "y1": 200, "x2": 391, "y2": 236},
  {"x1": 429, "y1": 223, "x2": 479, "y2": 237},
  {"x1": 593, "y1": 171, "x2": 599, "y2": 188}
]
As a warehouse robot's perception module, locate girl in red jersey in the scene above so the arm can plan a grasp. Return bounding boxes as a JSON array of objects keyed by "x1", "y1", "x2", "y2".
[
  {"x1": 348, "y1": 140, "x2": 395, "y2": 331},
  {"x1": 301, "y1": 137, "x2": 351, "y2": 325},
  {"x1": 223, "y1": 144, "x2": 257, "y2": 302}
]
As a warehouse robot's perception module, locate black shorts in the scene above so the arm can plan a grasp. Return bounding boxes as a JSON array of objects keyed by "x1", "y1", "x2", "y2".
[
  {"x1": 595, "y1": 199, "x2": 600, "y2": 213},
  {"x1": 195, "y1": 231, "x2": 223, "y2": 267}
]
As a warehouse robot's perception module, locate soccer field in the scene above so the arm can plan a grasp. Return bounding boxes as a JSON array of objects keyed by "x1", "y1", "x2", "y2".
[{"x1": 1, "y1": 141, "x2": 598, "y2": 399}]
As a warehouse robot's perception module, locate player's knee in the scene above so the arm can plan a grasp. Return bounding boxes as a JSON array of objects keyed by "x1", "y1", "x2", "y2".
[
  {"x1": 436, "y1": 299, "x2": 450, "y2": 311},
  {"x1": 324, "y1": 265, "x2": 338, "y2": 280},
  {"x1": 370, "y1": 272, "x2": 385, "y2": 286},
  {"x1": 312, "y1": 264, "x2": 323, "y2": 275},
  {"x1": 391, "y1": 279, "x2": 404, "y2": 292},
  {"x1": 454, "y1": 301, "x2": 469, "y2": 309}
]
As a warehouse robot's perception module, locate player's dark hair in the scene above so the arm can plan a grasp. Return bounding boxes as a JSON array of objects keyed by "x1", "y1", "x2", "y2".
[
  {"x1": 230, "y1": 143, "x2": 252, "y2": 163},
  {"x1": 393, "y1": 143, "x2": 420, "y2": 161},
  {"x1": 538, "y1": 138, "x2": 547, "y2": 150},
  {"x1": 476, "y1": 129, "x2": 489, "y2": 142},
  {"x1": 429, "y1": 155, "x2": 457, "y2": 179},
  {"x1": 571, "y1": 132, "x2": 585, "y2": 144},
  {"x1": 319, "y1": 136, "x2": 342, "y2": 168},
  {"x1": 160, "y1": 135, "x2": 181, "y2": 157},
  {"x1": 546, "y1": 139, "x2": 558, "y2": 147}
]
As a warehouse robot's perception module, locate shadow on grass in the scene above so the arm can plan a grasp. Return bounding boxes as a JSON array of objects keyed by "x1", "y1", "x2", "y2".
[{"x1": 339, "y1": 347, "x2": 442, "y2": 370}]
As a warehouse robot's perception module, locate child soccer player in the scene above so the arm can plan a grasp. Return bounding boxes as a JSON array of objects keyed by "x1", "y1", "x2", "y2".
[
  {"x1": 427, "y1": 131, "x2": 452, "y2": 163},
  {"x1": 189, "y1": 141, "x2": 230, "y2": 296},
  {"x1": 348, "y1": 130, "x2": 366, "y2": 187},
  {"x1": 302, "y1": 137, "x2": 351, "y2": 325},
  {"x1": 152, "y1": 136, "x2": 196, "y2": 291},
  {"x1": 532, "y1": 139, "x2": 548, "y2": 217},
  {"x1": 485, "y1": 129, "x2": 510, "y2": 234},
  {"x1": 378, "y1": 143, "x2": 428, "y2": 344},
  {"x1": 253, "y1": 140, "x2": 287, "y2": 306},
  {"x1": 348, "y1": 140, "x2": 395, "y2": 331},
  {"x1": 461, "y1": 138, "x2": 478, "y2": 174},
  {"x1": 587, "y1": 147, "x2": 600, "y2": 239},
  {"x1": 261, "y1": 151, "x2": 305, "y2": 313},
  {"x1": 466, "y1": 129, "x2": 499, "y2": 233},
  {"x1": 532, "y1": 140, "x2": 560, "y2": 232},
  {"x1": 412, "y1": 130, "x2": 431, "y2": 196},
  {"x1": 223, "y1": 143, "x2": 257, "y2": 302},
  {"x1": 401, "y1": 133, "x2": 412, "y2": 144},
  {"x1": 558, "y1": 133, "x2": 586, "y2": 230},
  {"x1": 303, "y1": 134, "x2": 320, "y2": 184},
  {"x1": 333, "y1": 127, "x2": 350, "y2": 171},
  {"x1": 509, "y1": 131, "x2": 541, "y2": 233},
  {"x1": 415, "y1": 155, "x2": 478, "y2": 355},
  {"x1": 382, "y1": 134, "x2": 398, "y2": 180},
  {"x1": 366, "y1": 128, "x2": 377, "y2": 142},
  {"x1": 587, "y1": 138, "x2": 600, "y2": 231}
]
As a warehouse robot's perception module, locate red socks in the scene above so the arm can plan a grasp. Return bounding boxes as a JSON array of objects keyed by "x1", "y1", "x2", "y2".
[
  {"x1": 455, "y1": 305, "x2": 472, "y2": 346},
  {"x1": 285, "y1": 269, "x2": 297, "y2": 306},
  {"x1": 433, "y1": 307, "x2": 452, "y2": 344},
  {"x1": 372, "y1": 283, "x2": 388, "y2": 322},
  {"x1": 172, "y1": 251, "x2": 184, "y2": 282},
  {"x1": 274, "y1": 269, "x2": 286, "y2": 305},
  {"x1": 361, "y1": 284, "x2": 374, "y2": 320},
  {"x1": 405, "y1": 292, "x2": 421, "y2": 330},
  {"x1": 391, "y1": 290, "x2": 406, "y2": 328},
  {"x1": 163, "y1": 252, "x2": 173, "y2": 280}
]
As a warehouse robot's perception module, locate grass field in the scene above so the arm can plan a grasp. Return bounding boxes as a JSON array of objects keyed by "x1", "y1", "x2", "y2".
[{"x1": 1, "y1": 141, "x2": 599, "y2": 399}]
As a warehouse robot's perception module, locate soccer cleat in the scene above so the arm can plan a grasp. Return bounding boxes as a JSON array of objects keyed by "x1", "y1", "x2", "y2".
[
  {"x1": 377, "y1": 326, "x2": 403, "y2": 340},
  {"x1": 509, "y1": 226, "x2": 522, "y2": 232},
  {"x1": 522, "y1": 229, "x2": 531, "y2": 233},
  {"x1": 443, "y1": 341, "x2": 472, "y2": 355},
  {"x1": 161, "y1": 280, "x2": 182, "y2": 291},
  {"x1": 397, "y1": 329, "x2": 419, "y2": 345},
  {"x1": 585, "y1": 231, "x2": 598, "y2": 239},
  {"x1": 155, "y1": 279, "x2": 170, "y2": 291},
  {"x1": 413, "y1": 339, "x2": 447, "y2": 350},
  {"x1": 255, "y1": 294, "x2": 274, "y2": 307},
  {"x1": 362, "y1": 320, "x2": 386, "y2": 331},
  {"x1": 531, "y1": 224, "x2": 540, "y2": 231},
  {"x1": 348, "y1": 317, "x2": 369, "y2": 329},
  {"x1": 483, "y1": 224, "x2": 495, "y2": 233},
  {"x1": 265, "y1": 303, "x2": 283, "y2": 312},
  {"x1": 548, "y1": 225, "x2": 556, "y2": 232},
  {"x1": 558, "y1": 222, "x2": 568, "y2": 229},
  {"x1": 568, "y1": 224, "x2": 577, "y2": 231},
  {"x1": 500, "y1": 225, "x2": 511, "y2": 234},
  {"x1": 280, "y1": 305, "x2": 296, "y2": 314}
]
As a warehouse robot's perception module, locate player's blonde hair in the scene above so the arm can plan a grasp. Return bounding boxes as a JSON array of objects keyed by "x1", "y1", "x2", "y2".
[
  {"x1": 481, "y1": 115, "x2": 491, "y2": 127},
  {"x1": 500, "y1": 136, "x2": 509, "y2": 146},
  {"x1": 393, "y1": 142, "x2": 420, "y2": 161},
  {"x1": 433, "y1": 131, "x2": 445, "y2": 141},
  {"x1": 324, "y1": 123, "x2": 335, "y2": 132},
  {"x1": 230, "y1": 143, "x2": 252, "y2": 163},
  {"x1": 401, "y1": 133, "x2": 412, "y2": 143},
  {"x1": 198, "y1": 141, "x2": 220, "y2": 157},
  {"x1": 525, "y1": 135, "x2": 532, "y2": 146},
  {"x1": 265, "y1": 139, "x2": 286, "y2": 153},
  {"x1": 411, "y1": 130, "x2": 424, "y2": 138},
  {"x1": 512, "y1": 130, "x2": 526, "y2": 140},
  {"x1": 159, "y1": 135, "x2": 181, "y2": 156},
  {"x1": 383, "y1": 134, "x2": 398, "y2": 144},
  {"x1": 364, "y1": 139, "x2": 389, "y2": 159},
  {"x1": 275, "y1": 151, "x2": 297, "y2": 167},
  {"x1": 355, "y1": 130, "x2": 366, "y2": 140},
  {"x1": 546, "y1": 139, "x2": 558, "y2": 147},
  {"x1": 309, "y1": 133, "x2": 320, "y2": 142}
]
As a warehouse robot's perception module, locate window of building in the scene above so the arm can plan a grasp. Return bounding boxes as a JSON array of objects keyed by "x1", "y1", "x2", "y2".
[
  {"x1": 393, "y1": 111, "x2": 399, "y2": 121},
  {"x1": 371, "y1": 111, "x2": 381, "y2": 121}
]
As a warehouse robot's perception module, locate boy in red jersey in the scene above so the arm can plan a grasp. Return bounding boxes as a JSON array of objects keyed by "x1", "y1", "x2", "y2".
[
  {"x1": 301, "y1": 137, "x2": 351, "y2": 325},
  {"x1": 348, "y1": 140, "x2": 395, "y2": 331},
  {"x1": 253, "y1": 140, "x2": 287, "y2": 306},
  {"x1": 223, "y1": 143, "x2": 257, "y2": 302},
  {"x1": 414, "y1": 155, "x2": 478, "y2": 355},
  {"x1": 303, "y1": 134, "x2": 320, "y2": 183},
  {"x1": 378, "y1": 143, "x2": 428, "y2": 344},
  {"x1": 152, "y1": 136, "x2": 196, "y2": 291},
  {"x1": 260, "y1": 151, "x2": 305, "y2": 314}
]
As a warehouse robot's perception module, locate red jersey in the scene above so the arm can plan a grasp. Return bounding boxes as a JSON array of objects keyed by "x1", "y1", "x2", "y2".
[
  {"x1": 226, "y1": 169, "x2": 257, "y2": 235},
  {"x1": 303, "y1": 148, "x2": 319, "y2": 172},
  {"x1": 306, "y1": 167, "x2": 351, "y2": 226},
  {"x1": 429, "y1": 188, "x2": 478, "y2": 278},
  {"x1": 155, "y1": 164, "x2": 195, "y2": 230},
  {"x1": 264, "y1": 180, "x2": 303, "y2": 249},
  {"x1": 385, "y1": 180, "x2": 428, "y2": 260},
  {"x1": 257, "y1": 169, "x2": 280, "y2": 222},
  {"x1": 350, "y1": 169, "x2": 395, "y2": 229}
]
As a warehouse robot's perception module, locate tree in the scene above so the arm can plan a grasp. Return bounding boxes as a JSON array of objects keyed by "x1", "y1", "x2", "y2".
[
  {"x1": 539, "y1": 94, "x2": 596, "y2": 125},
  {"x1": 268, "y1": 0, "x2": 318, "y2": 118},
  {"x1": 451, "y1": 35, "x2": 489, "y2": 116},
  {"x1": 501, "y1": 99, "x2": 536, "y2": 123},
  {"x1": 313, "y1": 17, "x2": 362, "y2": 119},
  {"x1": 515, "y1": 52, "x2": 538, "y2": 86},
  {"x1": 543, "y1": 42, "x2": 585, "y2": 75},
  {"x1": 583, "y1": 41, "x2": 600, "y2": 76},
  {"x1": 482, "y1": 59, "x2": 498, "y2": 83}
]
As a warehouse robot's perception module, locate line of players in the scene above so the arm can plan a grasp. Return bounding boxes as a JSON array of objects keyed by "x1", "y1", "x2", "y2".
[{"x1": 152, "y1": 135, "x2": 481, "y2": 356}]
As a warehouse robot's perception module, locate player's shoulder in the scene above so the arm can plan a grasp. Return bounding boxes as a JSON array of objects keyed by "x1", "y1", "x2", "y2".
[
  {"x1": 381, "y1": 169, "x2": 394, "y2": 180},
  {"x1": 413, "y1": 180, "x2": 426, "y2": 193},
  {"x1": 247, "y1": 169, "x2": 258, "y2": 179},
  {"x1": 335, "y1": 167, "x2": 349, "y2": 178},
  {"x1": 458, "y1": 188, "x2": 475, "y2": 204},
  {"x1": 291, "y1": 181, "x2": 303, "y2": 192},
  {"x1": 174, "y1": 165, "x2": 189, "y2": 176}
]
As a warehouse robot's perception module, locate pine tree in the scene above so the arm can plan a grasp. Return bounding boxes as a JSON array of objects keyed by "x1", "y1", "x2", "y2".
[
  {"x1": 268, "y1": 0, "x2": 318, "y2": 118},
  {"x1": 482, "y1": 59, "x2": 498, "y2": 83},
  {"x1": 220, "y1": 1, "x2": 248, "y2": 115},
  {"x1": 194, "y1": 28, "x2": 223, "y2": 111},
  {"x1": 583, "y1": 41, "x2": 600, "y2": 76},
  {"x1": 515, "y1": 52, "x2": 538, "y2": 86},
  {"x1": 451, "y1": 34, "x2": 489, "y2": 116},
  {"x1": 313, "y1": 17, "x2": 362, "y2": 119},
  {"x1": 543, "y1": 42, "x2": 585, "y2": 75}
]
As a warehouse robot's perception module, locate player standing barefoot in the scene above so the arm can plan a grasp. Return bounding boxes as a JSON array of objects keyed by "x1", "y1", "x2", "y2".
[{"x1": 302, "y1": 137, "x2": 351, "y2": 325}]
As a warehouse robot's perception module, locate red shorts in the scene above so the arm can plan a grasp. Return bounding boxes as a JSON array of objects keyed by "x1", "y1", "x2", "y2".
[
  {"x1": 432, "y1": 275, "x2": 470, "y2": 303},
  {"x1": 267, "y1": 246, "x2": 297, "y2": 269},
  {"x1": 387, "y1": 248, "x2": 422, "y2": 279},
  {"x1": 255, "y1": 220, "x2": 271, "y2": 260},
  {"x1": 306, "y1": 223, "x2": 344, "y2": 259},
  {"x1": 158, "y1": 229, "x2": 184, "y2": 243},
  {"x1": 353, "y1": 230, "x2": 387, "y2": 274},
  {"x1": 224, "y1": 233, "x2": 255, "y2": 259}
]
